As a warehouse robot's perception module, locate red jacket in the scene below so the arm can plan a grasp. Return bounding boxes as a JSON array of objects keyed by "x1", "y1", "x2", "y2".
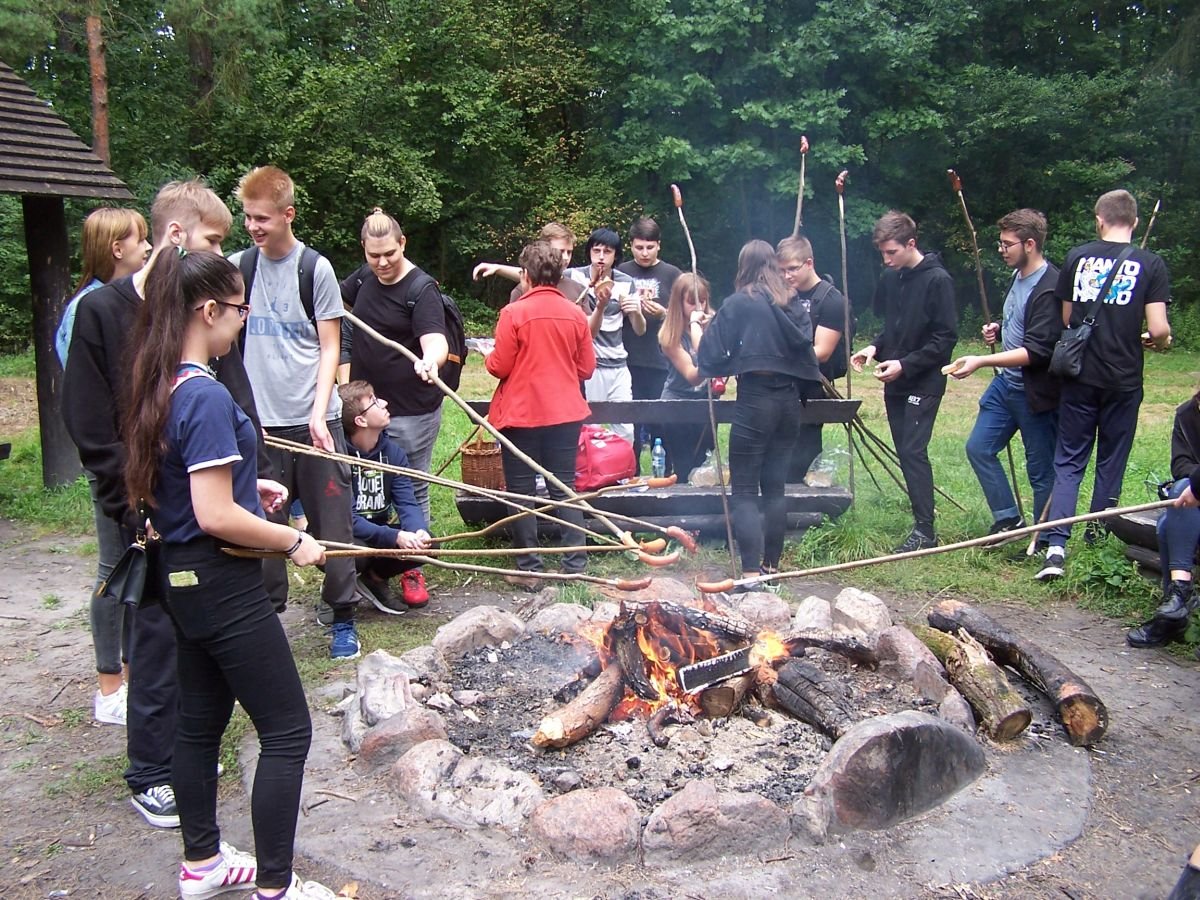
[{"x1": 485, "y1": 284, "x2": 595, "y2": 428}]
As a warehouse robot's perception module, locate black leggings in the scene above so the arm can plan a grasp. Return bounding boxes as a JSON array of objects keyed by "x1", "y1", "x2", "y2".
[{"x1": 161, "y1": 543, "x2": 311, "y2": 890}]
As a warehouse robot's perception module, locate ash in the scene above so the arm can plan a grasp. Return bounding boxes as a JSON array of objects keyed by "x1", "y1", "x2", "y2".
[{"x1": 445, "y1": 633, "x2": 931, "y2": 812}]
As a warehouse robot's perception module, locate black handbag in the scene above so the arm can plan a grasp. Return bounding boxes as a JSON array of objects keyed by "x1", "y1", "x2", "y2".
[
  {"x1": 1047, "y1": 246, "x2": 1134, "y2": 379},
  {"x1": 94, "y1": 502, "x2": 153, "y2": 610}
]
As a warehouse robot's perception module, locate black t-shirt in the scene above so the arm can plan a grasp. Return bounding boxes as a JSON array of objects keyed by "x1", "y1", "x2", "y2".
[
  {"x1": 1055, "y1": 240, "x2": 1170, "y2": 390},
  {"x1": 347, "y1": 266, "x2": 448, "y2": 416},
  {"x1": 617, "y1": 259, "x2": 682, "y2": 370},
  {"x1": 795, "y1": 280, "x2": 848, "y2": 380}
]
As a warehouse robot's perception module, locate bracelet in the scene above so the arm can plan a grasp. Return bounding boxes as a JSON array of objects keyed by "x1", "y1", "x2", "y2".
[{"x1": 284, "y1": 529, "x2": 304, "y2": 557}]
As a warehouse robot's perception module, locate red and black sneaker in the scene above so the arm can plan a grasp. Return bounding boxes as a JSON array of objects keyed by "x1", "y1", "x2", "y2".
[{"x1": 400, "y1": 569, "x2": 430, "y2": 608}]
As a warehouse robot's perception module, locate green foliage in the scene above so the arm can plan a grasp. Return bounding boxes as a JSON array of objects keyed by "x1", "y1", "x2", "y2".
[{"x1": 0, "y1": 432, "x2": 92, "y2": 533}]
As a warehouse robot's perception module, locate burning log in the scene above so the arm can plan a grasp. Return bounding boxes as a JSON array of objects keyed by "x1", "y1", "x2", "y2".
[
  {"x1": 927, "y1": 600, "x2": 1108, "y2": 746},
  {"x1": 608, "y1": 610, "x2": 659, "y2": 700},
  {"x1": 912, "y1": 624, "x2": 1031, "y2": 742},
  {"x1": 698, "y1": 673, "x2": 753, "y2": 719},
  {"x1": 647, "y1": 703, "x2": 695, "y2": 748},
  {"x1": 623, "y1": 599, "x2": 757, "y2": 643},
  {"x1": 533, "y1": 664, "x2": 625, "y2": 749},
  {"x1": 772, "y1": 660, "x2": 854, "y2": 739}
]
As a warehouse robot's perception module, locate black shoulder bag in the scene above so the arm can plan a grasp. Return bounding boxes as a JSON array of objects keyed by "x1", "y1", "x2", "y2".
[
  {"x1": 1048, "y1": 246, "x2": 1134, "y2": 379},
  {"x1": 94, "y1": 502, "x2": 154, "y2": 610}
]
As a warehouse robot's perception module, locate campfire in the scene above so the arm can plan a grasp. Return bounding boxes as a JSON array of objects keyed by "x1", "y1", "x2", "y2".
[{"x1": 533, "y1": 599, "x2": 877, "y2": 751}]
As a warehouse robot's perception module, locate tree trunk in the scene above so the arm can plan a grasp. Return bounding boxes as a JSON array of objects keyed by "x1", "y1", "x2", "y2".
[
  {"x1": 532, "y1": 664, "x2": 624, "y2": 749},
  {"x1": 912, "y1": 624, "x2": 1031, "y2": 741},
  {"x1": 22, "y1": 197, "x2": 80, "y2": 488},
  {"x1": 86, "y1": 10, "x2": 110, "y2": 165},
  {"x1": 927, "y1": 600, "x2": 1108, "y2": 746}
]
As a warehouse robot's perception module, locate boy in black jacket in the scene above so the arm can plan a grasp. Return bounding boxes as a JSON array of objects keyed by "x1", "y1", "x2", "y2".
[
  {"x1": 339, "y1": 381, "x2": 432, "y2": 612},
  {"x1": 948, "y1": 209, "x2": 1061, "y2": 542},
  {"x1": 851, "y1": 211, "x2": 958, "y2": 552}
]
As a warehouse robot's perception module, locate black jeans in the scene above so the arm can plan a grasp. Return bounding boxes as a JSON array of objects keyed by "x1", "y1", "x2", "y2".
[
  {"x1": 884, "y1": 391, "x2": 943, "y2": 533},
  {"x1": 162, "y1": 542, "x2": 312, "y2": 890},
  {"x1": 728, "y1": 375, "x2": 802, "y2": 572},
  {"x1": 262, "y1": 422, "x2": 357, "y2": 613},
  {"x1": 499, "y1": 422, "x2": 587, "y2": 574}
]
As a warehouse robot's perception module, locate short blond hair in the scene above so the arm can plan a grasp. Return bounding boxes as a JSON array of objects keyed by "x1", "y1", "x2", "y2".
[
  {"x1": 236, "y1": 166, "x2": 295, "y2": 211},
  {"x1": 149, "y1": 180, "x2": 231, "y2": 244},
  {"x1": 79, "y1": 207, "x2": 147, "y2": 289}
]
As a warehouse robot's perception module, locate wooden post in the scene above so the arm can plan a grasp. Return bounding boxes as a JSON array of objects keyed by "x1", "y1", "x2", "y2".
[{"x1": 22, "y1": 196, "x2": 80, "y2": 489}]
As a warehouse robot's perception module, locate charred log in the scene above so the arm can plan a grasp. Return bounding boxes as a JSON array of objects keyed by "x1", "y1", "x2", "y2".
[
  {"x1": 784, "y1": 633, "x2": 878, "y2": 669},
  {"x1": 609, "y1": 612, "x2": 658, "y2": 701},
  {"x1": 622, "y1": 599, "x2": 758, "y2": 643},
  {"x1": 647, "y1": 703, "x2": 695, "y2": 748},
  {"x1": 912, "y1": 624, "x2": 1031, "y2": 741},
  {"x1": 928, "y1": 600, "x2": 1108, "y2": 746},
  {"x1": 772, "y1": 660, "x2": 854, "y2": 739},
  {"x1": 533, "y1": 664, "x2": 625, "y2": 749}
]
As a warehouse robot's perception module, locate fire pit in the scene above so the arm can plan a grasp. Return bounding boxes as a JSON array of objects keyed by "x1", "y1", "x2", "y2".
[{"x1": 336, "y1": 581, "x2": 1009, "y2": 863}]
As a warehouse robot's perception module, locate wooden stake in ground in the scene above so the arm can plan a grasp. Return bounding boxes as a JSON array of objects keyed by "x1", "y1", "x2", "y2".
[
  {"x1": 927, "y1": 599, "x2": 1108, "y2": 746},
  {"x1": 912, "y1": 624, "x2": 1031, "y2": 741}
]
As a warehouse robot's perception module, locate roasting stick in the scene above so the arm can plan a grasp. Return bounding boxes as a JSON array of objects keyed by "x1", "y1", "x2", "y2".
[
  {"x1": 948, "y1": 168, "x2": 1025, "y2": 523},
  {"x1": 792, "y1": 135, "x2": 809, "y2": 236},
  {"x1": 696, "y1": 498, "x2": 1174, "y2": 593},
  {"x1": 265, "y1": 434, "x2": 698, "y2": 553},
  {"x1": 835, "y1": 169, "x2": 855, "y2": 497},
  {"x1": 343, "y1": 309, "x2": 634, "y2": 545},
  {"x1": 227, "y1": 541, "x2": 679, "y2": 564},
  {"x1": 1140, "y1": 198, "x2": 1161, "y2": 249},
  {"x1": 672, "y1": 182, "x2": 738, "y2": 575}
]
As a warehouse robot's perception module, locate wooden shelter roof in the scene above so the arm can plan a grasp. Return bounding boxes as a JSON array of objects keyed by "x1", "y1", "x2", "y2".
[{"x1": 0, "y1": 60, "x2": 132, "y2": 200}]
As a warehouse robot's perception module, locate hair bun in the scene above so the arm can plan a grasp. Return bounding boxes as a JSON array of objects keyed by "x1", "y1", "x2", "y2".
[{"x1": 370, "y1": 207, "x2": 384, "y2": 216}]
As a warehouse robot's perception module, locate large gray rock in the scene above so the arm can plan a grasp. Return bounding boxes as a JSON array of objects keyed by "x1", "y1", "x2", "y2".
[
  {"x1": 793, "y1": 710, "x2": 985, "y2": 842},
  {"x1": 339, "y1": 650, "x2": 423, "y2": 750},
  {"x1": 728, "y1": 591, "x2": 791, "y2": 633},
  {"x1": 431, "y1": 606, "x2": 526, "y2": 661},
  {"x1": 792, "y1": 595, "x2": 833, "y2": 633},
  {"x1": 392, "y1": 739, "x2": 545, "y2": 831},
  {"x1": 357, "y1": 706, "x2": 447, "y2": 770},
  {"x1": 832, "y1": 587, "x2": 892, "y2": 637},
  {"x1": 399, "y1": 645, "x2": 451, "y2": 683},
  {"x1": 642, "y1": 779, "x2": 789, "y2": 861},
  {"x1": 529, "y1": 787, "x2": 641, "y2": 863},
  {"x1": 526, "y1": 603, "x2": 593, "y2": 637},
  {"x1": 589, "y1": 601, "x2": 620, "y2": 626},
  {"x1": 876, "y1": 625, "x2": 942, "y2": 680}
]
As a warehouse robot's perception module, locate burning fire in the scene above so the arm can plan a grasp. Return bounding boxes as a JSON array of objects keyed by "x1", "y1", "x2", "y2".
[{"x1": 575, "y1": 602, "x2": 791, "y2": 718}]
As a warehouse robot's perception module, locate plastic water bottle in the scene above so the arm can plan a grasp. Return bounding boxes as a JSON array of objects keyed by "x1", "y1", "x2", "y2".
[{"x1": 651, "y1": 438, "x2": 667, "y2": 478}]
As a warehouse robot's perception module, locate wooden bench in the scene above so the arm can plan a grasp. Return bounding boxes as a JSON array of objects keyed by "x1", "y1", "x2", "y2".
[{"x1": 453, "y1": 398, "x2": 860, "y2": 537}]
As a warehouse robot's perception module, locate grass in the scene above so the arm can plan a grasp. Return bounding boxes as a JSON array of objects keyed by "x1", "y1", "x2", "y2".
[
  {"x1": 0, "y1": 432, "x2": 92, "y2": 533},
  {"x1": 43, "y1": 753, "x2": 126, "y2": 798}
]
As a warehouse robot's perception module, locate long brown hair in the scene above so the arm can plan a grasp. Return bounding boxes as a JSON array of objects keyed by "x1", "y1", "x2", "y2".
[
  {"x1": 734, "y1": 239, "x2": 790, "y2": 306},
  {"x1": 123, "y1": 250, "x2": 243, "y2": 510},
  {"x1": 659, "y1": 273, "x2": 711, "y2": 352},
  {"x1": 76, "y1": 207, "x2": 147, "y2": 294}
]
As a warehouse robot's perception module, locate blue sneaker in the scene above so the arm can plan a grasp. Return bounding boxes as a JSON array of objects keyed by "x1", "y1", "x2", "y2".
[{"x1": 329, "y1": 620, "x2": 361, "y2": 660}]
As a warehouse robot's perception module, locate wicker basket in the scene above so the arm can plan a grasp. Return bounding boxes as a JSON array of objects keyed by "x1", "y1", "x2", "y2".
[{"x1": 460, "y1": 432, "x2": 506, "y2": 490}]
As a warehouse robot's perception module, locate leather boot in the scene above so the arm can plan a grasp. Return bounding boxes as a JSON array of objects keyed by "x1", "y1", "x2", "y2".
[
  {"x1": 1155, "y1": 580, "x2": 1196, "y2": 624},
  {"x1": 1126, "y1": 615, "x2": 1187, "y2": 648}
]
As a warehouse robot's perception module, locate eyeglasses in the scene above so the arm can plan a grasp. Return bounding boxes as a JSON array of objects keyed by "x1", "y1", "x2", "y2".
[
  {"x1": 997, "y1": 239, "x2": 1026, "y2": 252},
  {"x1": 194, "y1": 300, "x2": 250, "y2": 320},
  {"x1": 361, "y1": 396, "x2": 383, "y2": 414}
]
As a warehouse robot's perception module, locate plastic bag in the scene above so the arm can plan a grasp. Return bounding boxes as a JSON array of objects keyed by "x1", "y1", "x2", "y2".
[
  {"x1": 687, "y1": 451, "x2": 729, "y2": 487},
  {"x1": 804, "y1": 448, "x2": 849, "y2": 488}
]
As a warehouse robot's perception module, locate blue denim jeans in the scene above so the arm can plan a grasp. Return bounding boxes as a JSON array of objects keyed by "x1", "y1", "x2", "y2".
[
  {"x1": 964, "y1": 377, "x2": 1058, "y2": 524},
  {"x1": 1158, "y1": 478, "x2": 1200, "y2": 588}
]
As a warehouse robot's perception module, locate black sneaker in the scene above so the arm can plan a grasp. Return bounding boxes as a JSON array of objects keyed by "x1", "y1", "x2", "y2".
[
  {"x1": 1035, "y1": 547, "x2": 1066, "y2": 581},
  {"x1": 1125, "y1": 615, "x2": 1187, "y2": 648},
  {"x1": 131, "y1": 784, "x2": 179, "y2": 828},
  {"x1": 357, "y1": 575, "x2": 407, "y2": 615},
  {"x1": 894, "y1": 529, "x2": 937, "y2": 553},
  {"x1": 986, "y1": 516, "x2": 1026, "y2": 545}
]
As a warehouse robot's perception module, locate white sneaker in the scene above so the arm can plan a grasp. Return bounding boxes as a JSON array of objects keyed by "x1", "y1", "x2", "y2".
[
  {"x1": 1035, "y1": 547, "x2": 1066, "y2": 581},
  {"x1": 272, "y1": 874, "x2": 339, "y2": 899},
  {"x1": 93, "y1": 683, "x2": 127, "y2": 726},
  {"x1": 178, "y1": 840, "x2": 257, "y2": 899}
]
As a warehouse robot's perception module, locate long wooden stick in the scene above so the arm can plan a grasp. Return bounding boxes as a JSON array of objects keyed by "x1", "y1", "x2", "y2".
[
  {"x1": 266, "y1": 434, "x2": 619, "y2": 546},
  {"x1": 673, "y1": 182, "x2": 738, "y2": 575},
  {"x1": 792, "y1": 135, "x2": 809, "y2": 236},
  {"x1": 697, "y1": 498, "x2": 1174, "y2": 593},
  {"x1": 344, "y1": 309, "x2": 632, "y2": 543},
  {"x1": 835, "y1": 169, "x2": 855, "y2": 498},
  {"x1": 266, "y1": 434, "x2": 697, "y2": 552},
  {"x1": 1140, "y1": 198, "x2": 1161, "y2": 248},
  {"x1": 229, "y1": 543, "x2": 667, "y2": 560},
  {"x1": 436, "y1": 482, "x2": 636, "y2": 544},
  {"x1": 948, "y1": 168, "x2": 1025, "y2": 522}
]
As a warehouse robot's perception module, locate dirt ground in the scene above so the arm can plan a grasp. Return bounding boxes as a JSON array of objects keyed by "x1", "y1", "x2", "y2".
[{"x1": 0, "y1": 516, "x2": 1198, "y2": 900}]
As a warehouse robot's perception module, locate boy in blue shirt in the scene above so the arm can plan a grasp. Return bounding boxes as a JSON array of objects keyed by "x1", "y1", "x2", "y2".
[{"x1": 339, "y1": 381, "x2": 432, "y2": 612}]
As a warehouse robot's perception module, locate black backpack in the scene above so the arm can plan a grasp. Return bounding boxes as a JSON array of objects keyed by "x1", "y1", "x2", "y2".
[
  {"x1": 342, "y1": 265, "x2": 467, "y2": 392},
  {"x1": 809, "y1": 276, "x2": 855, "y2": 381}
]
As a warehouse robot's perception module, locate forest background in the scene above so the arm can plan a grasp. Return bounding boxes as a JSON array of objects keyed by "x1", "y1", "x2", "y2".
[{"x1": 0, "y1": 0, "x2": 1196, "y2": 347}]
